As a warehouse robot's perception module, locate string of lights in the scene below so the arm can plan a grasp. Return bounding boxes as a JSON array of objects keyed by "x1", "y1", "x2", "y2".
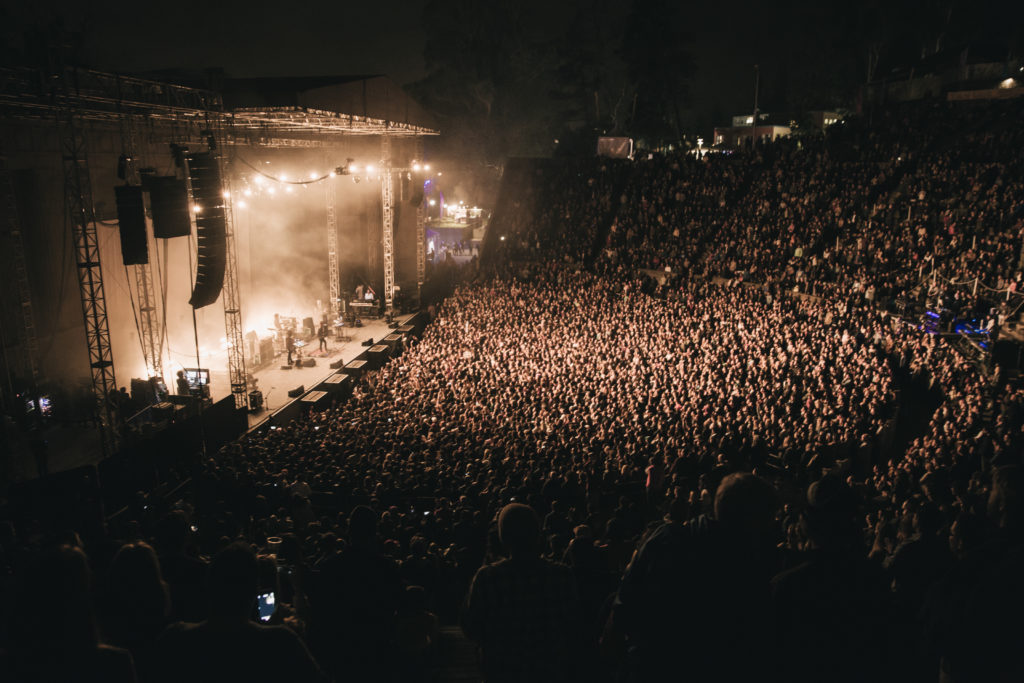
[{"x1": 235, "y1": 155, "x2": 353, "y2": 184}]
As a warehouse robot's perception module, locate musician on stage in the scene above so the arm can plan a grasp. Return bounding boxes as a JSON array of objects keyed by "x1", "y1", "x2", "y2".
[
  {"x1": 286, "y1": 331, "x2": 296, "y2": 365},
  {"x1": 318, "y1": 320, "x2": 328, "y2": 352}
]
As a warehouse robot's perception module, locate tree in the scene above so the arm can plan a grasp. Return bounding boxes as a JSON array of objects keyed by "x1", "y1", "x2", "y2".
[{"x1": 619, "y1": 0, "x2": 694, "y2": 146}]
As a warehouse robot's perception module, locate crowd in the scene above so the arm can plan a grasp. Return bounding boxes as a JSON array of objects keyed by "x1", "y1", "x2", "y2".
[
  {"x1": 3, "y1": 97, "x2": 1024, "y2": 683},
  {"x1": 492, "y1": 99, "x2": 1024, "y2": 323}
]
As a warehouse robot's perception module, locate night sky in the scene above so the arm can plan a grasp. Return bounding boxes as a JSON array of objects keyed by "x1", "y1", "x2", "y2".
[
  {"x1": 1, "y1": 0, "x2": 776, "y2": 130},
  {"x1": 2, "y1": 0, "x2": 1021, "y2": 142}
]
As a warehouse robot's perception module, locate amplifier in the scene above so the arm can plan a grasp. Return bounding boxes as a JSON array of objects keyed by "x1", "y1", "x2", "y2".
[{"x1": 248, "y1": 390, "x2": 263, "y2": 412}]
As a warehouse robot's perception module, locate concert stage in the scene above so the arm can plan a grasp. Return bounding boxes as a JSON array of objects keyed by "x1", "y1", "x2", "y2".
[{"x1": 208, "y1": 315, "x2": 414, "y2": 428}]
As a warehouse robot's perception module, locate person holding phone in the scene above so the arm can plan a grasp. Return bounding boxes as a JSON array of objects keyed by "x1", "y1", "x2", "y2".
[{"x1": 155, "y1": 542, "x2": 325, "y2": 683}]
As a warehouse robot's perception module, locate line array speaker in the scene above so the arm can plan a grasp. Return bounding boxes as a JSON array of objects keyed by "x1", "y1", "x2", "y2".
[
  {"x1": 115, "y1": 185, "x2": 148, "y2": 265},
  {"x1": 186, "y1": 152, "x2": 227, "y2": 308}
]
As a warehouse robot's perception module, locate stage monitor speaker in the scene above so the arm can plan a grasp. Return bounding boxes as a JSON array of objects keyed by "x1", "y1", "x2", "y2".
[
  {"x1": 149, "y1": 176, "x2": 191, "y2": 238},
  {"x1": 287, "y1": 385, "x2": 305, "y2": 398},
  {"x1": 185, "y1": 152, "x2": 227, "y2": 308},
  {"x1": 116, "y1": 186, "x2": 148, "y2": 265},
  {"x1": 248, "y1": 390, "x2": 263, "y2": 412},
  {"x1": 361, "y1": 338, "x2": 374, "y2": 347},
  {"x1": 329, "y1": 359, "x2": 345, "y2": 369}
]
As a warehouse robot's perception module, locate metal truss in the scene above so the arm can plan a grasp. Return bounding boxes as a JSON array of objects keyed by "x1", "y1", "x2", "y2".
[
  {"x1": 0, "y1": 144, "x2": 40, "y2": 391},
  {"x1": 133, "y1": 263, "x2": 161, "y2": 378},
  {"x1": 229, "y1": 107, "x2": 438, "y2": 138},
  {"x1": 1, "y1": 67, "x2": 439, "y2": 143},
  {"x1": 57, "y1": 101, "x2": 118, "y2": 454},
  {"x1": 119, "y1": 112, "x2": 163, "y2": 379},
  {"x1": 326, "y1": 170, "x2": 340, "y2": 321},
  {"x1": 414, "y1": 136, "x2": 426, "y2": 300},
  {"x1": 381, "y1": 134, "x2": 395, "y2": 315},
  {"x1": 1, "y1": 66, "x2": 218, "y2": 126},
  {"x1": 217, "y1": 143, "x2": 248, "y2": 409}
]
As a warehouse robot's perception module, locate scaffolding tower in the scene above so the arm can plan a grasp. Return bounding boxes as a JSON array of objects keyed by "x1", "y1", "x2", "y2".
[
  {"x1": 0, "y1": 143, "x2": 40, "y2": 395},
  {"x1": 217, "y1": 141, "x2": 248, "y2": 409},
  {"x1": 414, "y1": 136, "x2": 426, "y2": 301},
  {"x1": 326, "y1": 167, "x2": 340, "y2": 322},
  {"x1": 56, "y1": 95, "x2": 118, "y2": 454},
  {"x1": 381, "y1": 134, "x2": 395, "y2": 316},
  {"x1": 119, "y1": 112, "x2": 163, "y2": 379}
]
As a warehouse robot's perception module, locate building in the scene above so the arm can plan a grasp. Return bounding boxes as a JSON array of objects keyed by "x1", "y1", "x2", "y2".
[{"x1": 713, "y1": 113, "x2": 791, "y2": 148}]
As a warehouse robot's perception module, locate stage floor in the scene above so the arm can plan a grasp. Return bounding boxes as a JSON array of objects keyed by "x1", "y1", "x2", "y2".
[
  {"x1": 3, "y1": 315, "x2": 414, "y2": 483},
  {"x1": 234, "y1": 315, "x2": 412, "y2": 428}
]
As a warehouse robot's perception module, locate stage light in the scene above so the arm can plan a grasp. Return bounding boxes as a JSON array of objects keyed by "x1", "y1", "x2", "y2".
[
  {"x1": 413, "y1": 163, "x2": 422, "y2": 171},
  {"x1": 238, "y1": 200, "x2": 247, "y2": 208},
  {"x1": 244, "y1": 189, "x2": 253, "y2": 197},
  {"x1": 253, "y1": 175, "x2": 265, "y2": 185},
  {"x1": 366, "y1": 164, "x2": 375, "y2": 173},
  {"x1": 222, "y1": 190, "x2": 230, "y2": 199},
  {"x1": 429, "y1": 199, "x2": 436, "y2": 206},
  {"x1": 279, "y1": 174, "x2": 287, "y2": 182},
  {"x1": 286, "y1": 186, "x2": 294, "y2": 193},
  {"x1": 424, "y1": 164, "x2": 431, "y2": 171},
  {"x1": 192, "y1": 204, "x2": 202, "y2": 213},
  {"x1": 329, "y1": 171, "x2": 336, "y2": 177},
  {"x1": 437, "y1": 172, "x2": 443, "y2": 176},
  {"x1": 309, "y1": 171, "x2": 318, "y2": 179},
  {"x1": 349, "y1": 164, "x2": 360, "y2": 173},
  {"x1": 268, "y1": 187, "x2": 276, "y2": 195}
]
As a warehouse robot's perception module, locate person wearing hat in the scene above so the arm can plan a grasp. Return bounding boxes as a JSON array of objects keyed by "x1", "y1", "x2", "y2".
[{"x1": 463, "y1": 503, "x2": 579, "y2": 683}]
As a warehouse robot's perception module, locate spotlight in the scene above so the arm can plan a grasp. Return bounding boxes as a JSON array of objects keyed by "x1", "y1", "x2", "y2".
[
  {"x1": 222, "y1": 190, "x2": 230, "y2": 199},
  {"x1": 286, "y1": 186, "x2": 294, "y2": 193},
  {"x1": 238, "y1": 200, "x2": 247, "y2": 208},
  {"x1": 309, "y1": 171, "x2": 318, "y2": 179},
  {"x1": 244, "y1": 189, "x2": 253, "y2": 196},
  {"x1": 253, "y1": 175, "x2": 264, "y2": 185},
  {"x1": 424, "y1": 164, "x2": 431, "y2": 171},
  {"x1": 349, "y1": 164, "x2": 360, "y2": 173},
  {"x1": 412, "y1": 162, "x2": 422, "y2": 171},
  {"x1": 268, "y1": 187, "x2": 276, "y2": 195},
  {"x1": 428, "y1": 199, "x2": 436, "y2": 206},
  {"x1": 366, "y1": 164, "x2": 375, "y2": 173},
  {"x1": 192, "y1": 205, "x2": 202, "y2": 213},
  {"x1": 279, "y1": 174, "x2": 287, "y2": 182},
  {"x1": 329, "y1": 171, "x2": 336, "y2": 177}
]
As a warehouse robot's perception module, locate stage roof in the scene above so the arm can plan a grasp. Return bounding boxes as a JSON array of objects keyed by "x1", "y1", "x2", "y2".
[{"x1": 0, "y1": 67, "x2": 439, "y2": 143}]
